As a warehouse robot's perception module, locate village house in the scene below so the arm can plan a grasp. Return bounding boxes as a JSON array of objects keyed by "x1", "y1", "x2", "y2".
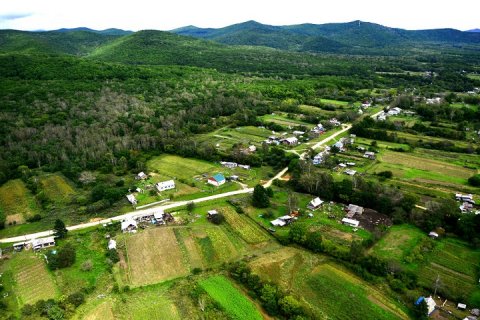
[
  {"x1": 341, "y1": 218, "x2": 360, "y2": 228},
  {"x1": 387, "y1": 107, "x2": 402, "y2": 116},
  {"x1": 135, "y1": 171, "x2": 148, "y2": 180},
  {"x1": 361, "y1": 101, "x2": 371, "y2": 108},
  {"x1": 415, "y1": 296, "x2": 436, "y2": 315},
  {"x1": 376, "y1": 112, "x2": 387, "y2": 121},
  {"x1": 238, "y1": 164, "x2": 250, "y2": 170},
  {"x1": 126, "y1": 194, "x2": 137, "y2": 205},
  {"x1": 13, "y1": 241, "x2": 31, "y2": 251},
  {"x1": 428, "y1": 231, "x2": 439, "y2": 239},
  {"x1": 292, "y1": 130, "x2": 305, "y2": 136},
  {"x1": 426, "y1": 97, "x2": 442, "y2": 105},
  {"x1": 344, "y1": 169, "x2": 357, "y2": 176},
  {"x1": 456, "y1": 193, "x2": 475, "y2": 204},
  {"x1": 307, "y1": 197, "x2": 324, "y2": 210},
  {"x1": 363, "y1": 151, "x2": 376, "y2": 160},
  {"x1": 32, "y1": 237, "x2": 56, "y2": 251},
  {"x1": 220, "y1": 161, "x2": 238, "y2": 168},
  {"x1": 208, "y1": 173, "x2": 226, "y2": 187},
  {"x1": 346, "y1": 162, "x2": 356, "y2": 166},
  {"x1": 156, "y1": 180, "x2": 175, "y2": 192},
  {"x1": 282, "y1": 137, "x2": 298, "y2": 146},
  {"x1": 247, "y1": 145, "x2": 256, "y2": 153},
  {"x1": 338, "y1": 163, "x2": 347, "y2": 169},
  {"x1": 121, "y1": 219, "x2": 138, "y2": 233},
  {"x1": 329, "y1": 118, "x2": 341, "y2": 126},
  {"x1": 154, "y1": 211, "x2": 166, "y2": 225},
  {"x1": 460, "y1": 202, "x2": 474, "y2": 213},
  {"x1": 313, "y1": 149, "x2": 329, "y2": 165},
  {"x1": 311, "y1": 123, "x2": 325, "y2": 134}
]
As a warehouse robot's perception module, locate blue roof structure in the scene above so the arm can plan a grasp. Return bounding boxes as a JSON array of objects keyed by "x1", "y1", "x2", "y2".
[
  {"x1": 212, "y1": 173, "x2": 225, "y2": 182},
  {"x1": 415, "y1": 296, "x2": 425, "y2": 305}
]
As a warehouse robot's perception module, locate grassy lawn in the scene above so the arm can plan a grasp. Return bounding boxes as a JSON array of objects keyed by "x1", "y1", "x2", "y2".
[
  {"x1": 260, "y1": 113, "x2": 312, "y2": 127},
  {"x1": 5, "y1": 252, "x2": 58, "y2": 305},
  {"x1": 199, "y1": 275, "x2": 263, "y2": 320},
  {"x1": 320, "y1": 98, "x2": 350, "y2": 106},
  {"x1": 54, "y1": 229, "x2": 109, "y2": 294},
  {"x1": 370, "y1": 224, "x2": 427, "y2": 267},
  {"x1": 0, "y1": 179, "x2": 40, "y2": 223},
  {"x1": 39, "y1": 173, "x2": 76, "y2": 204}
]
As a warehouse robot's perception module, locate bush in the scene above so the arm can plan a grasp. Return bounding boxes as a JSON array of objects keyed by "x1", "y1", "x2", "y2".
[
  {"x1": 468, "y1": 174, "x2": 480, "y2": 186},
  {"x1": 106, "y1": 249, "x2": 120, "y2": 263},
  {"x1": 376, "y1": 171, "x2": 393, "y2": 179},
  {"x1": 81, "y1": 260, "x2": 93, "y2": 271},
  {"x1": 67, "y1": 292, "x2": 85, "y2": 308},
  {"x1": 209, "y1": 213, "x2": 225, "y2": 225},
  {"x1": 47, "y1": 243, "x2": 76, "y2": 270}
]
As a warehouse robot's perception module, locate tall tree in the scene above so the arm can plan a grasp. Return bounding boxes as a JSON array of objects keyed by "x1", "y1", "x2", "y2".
[
  {"x1": 53, "y1": 219, "x2": 68, "y2": 239},
  {"x1": 252, "y1": 185, "x2": 270, "y2": 208}
]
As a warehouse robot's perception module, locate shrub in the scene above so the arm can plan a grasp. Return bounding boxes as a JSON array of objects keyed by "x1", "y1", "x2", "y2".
[
  {"x1": 81, "y1": 260, "x2": 93, "y2": 272},
  {"x1": 468, "y1": 174, "x2": 480, "y2": 186},
  {"x1": 210, "y1": 213, "x2": 225, "y2": 225}
]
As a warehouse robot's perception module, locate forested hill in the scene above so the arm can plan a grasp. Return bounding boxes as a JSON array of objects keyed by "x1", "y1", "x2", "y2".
[{"x1": 171, "y1": 20, "x2": 480, "y2": 53}]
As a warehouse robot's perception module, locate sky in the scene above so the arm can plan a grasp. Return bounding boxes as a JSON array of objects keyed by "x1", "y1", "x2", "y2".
[{"x1": 0, "y1": 0, "x2": 479, "y2": 32}]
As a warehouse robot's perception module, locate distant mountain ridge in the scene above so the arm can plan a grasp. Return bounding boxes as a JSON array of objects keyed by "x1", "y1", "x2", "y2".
[
  {"x1": 171, "y1": 20, "x2": 480, "y2": 52},
  {"x1": 467, "y1": 28, "x2": 480, "y2": 33},
  {"x1": 52, "y1": 27, "x2": 133, "y2": 36}
]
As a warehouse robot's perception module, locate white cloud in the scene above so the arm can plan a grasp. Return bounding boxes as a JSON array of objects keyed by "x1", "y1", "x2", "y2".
[{"x1": 0, "y1": 0, "x2": 478, "y2": 31}]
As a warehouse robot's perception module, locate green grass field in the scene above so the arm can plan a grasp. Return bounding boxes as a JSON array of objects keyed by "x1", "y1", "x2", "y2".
[
  {"x1": 0, "y1": 179, "x2": 40, "y2": 223},
  {"x1": 148, "y1": 155, "x2": 218, "y2": 181},
  {"x1": 418, "y1": 238, "x2": 480, "y2": 303},
  {"x1": 370, "y1": 225, "x2": 427, "y2": 266},
  {"x1": 199, "y1": 275, "x2": 263, "y2": 320},
  {"x1": 320, "y1": 98, "x2": 350, "y2": 106},
  {"x1": 39, "y1": 173, "x2": 76, "y2": 204},
  {"x1": 260, "y1": 113, "x2": 312, "y2": 127},
  {"x1": 250, "y1": 247, "x2": 408, "y2": 319},
  {"x1": 7, "y1": 252, "x2": 58, "y2": 305},
  {"x1": 306, "y1": 264, "x2": 404, "y2": 320}
]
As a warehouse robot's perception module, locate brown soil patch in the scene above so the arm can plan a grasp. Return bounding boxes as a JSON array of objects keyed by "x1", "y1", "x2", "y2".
[
  {"x1": 356, "y1": 209, "x2": 392, "y2": 232},
  {"x1": 6, "y1": 213, "x2": 25, "y2": 225}
]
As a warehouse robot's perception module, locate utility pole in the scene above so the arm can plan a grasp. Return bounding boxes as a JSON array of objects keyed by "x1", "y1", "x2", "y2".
[{"x1": 433, "y1": 274, "x2": 440, "y2": 297}]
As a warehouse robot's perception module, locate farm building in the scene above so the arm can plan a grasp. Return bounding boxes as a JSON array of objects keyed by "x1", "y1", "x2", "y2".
[
  {"x1": 313, "y1": 149, "x2": 329, "y2": 165},
  {"x1": 455, "y1": 193, "x2": 475, "y2": 204},
  {"x1": 346, "y1": 162, "x2": 356, "y2": 166},
  {"x1": 282, "y1": 137, "x2": 298, "y2": 146},
  {"x1": 32, "y1": 237, "x2": 56, "y2": 251},
  {"x1": 460, "y1": 202, "x2": 474, "y2": 213},
  {"x1": 329, "y1": 118, "x2": 341, "y2": 126},
  {"x1": 387, "y1": 107, "x2": 402, "y2": 116},
  {"x1": 307, "y1": 197, "x2": 324, "y2": 210},
  {"x1": 121, "y1": 219, "x2": 138, "y2": 233},
  {"x1": 270, "y1": 215, "x2": 294, "y2": 227},
  {"x1": 292, "y1": 130, "x2": 305, "y2": 136},
  {"x1": 156, "y1": 180, "x2": 175, "y2": 192},
  {"x1": 108, "y1": 239, "x2": 117, "y2": 250},
  {"x1": 238, "y1": 164, "x2": 250, "y2": 170},
  {"x1": 208, "y1": 174, "x2": 226, "y2": 187},
  {"x1": 220, "y1": 161, "x2": 237, "y2": 168},
  {"x1": 134, "y1": 212, "x2": 155, "y2": 223},
  {"x1": 126, "y1": 194, "x2": 137, "y2": 205},
  {"x1": 341, "y1": 218, "x2": 360, "y2": 228},
  {"x1": 457, "y1": 303, "x2": 467, "y2": 310},
  {"x1": 135, "y1": 172, "x2": 148, "y2": 180}
]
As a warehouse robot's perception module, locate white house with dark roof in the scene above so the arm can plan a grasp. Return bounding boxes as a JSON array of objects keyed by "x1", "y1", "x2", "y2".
[
  {"x1": 156, "y1": 180, "x2": 175, "y2": 192},
  {"x1": 32, "y1": 237, "x2": 56, "y2": 251},
  {"x1": 126, "y1": 194, "x2": 137, "y2": 205}
]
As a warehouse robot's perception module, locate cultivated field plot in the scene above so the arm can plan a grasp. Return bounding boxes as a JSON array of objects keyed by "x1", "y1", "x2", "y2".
[
  {"x1": 418, "y1": 239, "x2": 480, "y2": 301},
  {"x1": 0, "y1": 179, "x2": 39, "y2": 221},
  {"x1": 199, "y1": 275, "x2": 263, "y2": 320},
  {"x1": 221, "y1": 206, "x2": 270, "y2": 244},
  {"x1": 81, "y1": 301, "x2": 115, "y2": 320},
  {"x1": 38, "y1": 174, "x2": 75, "y2": 203},
  {"x1": 250, "y1": 247, "x2": 408, "y2": 320},
  {"x1": 112, "y1": 284, "x2": 181, "y2": 320},
  {"x1": 371, "y1": 225, "x2": 427, "y2": 264},
  {"x1": 261, "y1": 113, "x2": 312, "y2": 127},
  {"x1": 122, "y1": 228, "x2": 189, "y2": 286},
  {"x1": 371, "y1": 150, "x2": 475, "y2": 186},
  {"x1": 10, "y1": 253, "x2": 58, "y2": 305}
]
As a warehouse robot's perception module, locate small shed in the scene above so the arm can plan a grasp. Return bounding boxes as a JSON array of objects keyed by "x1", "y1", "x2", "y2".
[
  {"x1": 341, "y1": 218, "x2": 360, "y2": 228},
  {"x1": 307, "y1": 197, "x2": 324, "y2": 210},
  {"x1": 108, "y1": 239, "x2": 117, "y2": 250},
  {"x1": 458, "y1": 303, "x2": 467, "y2": 310},
  {"x1": 207, "y1": 210, "x2": 219, "y2": 218},
  {"x1": 428, "y1": 231, "x2": 439, "y2": 239},
  {"x1": 208, "y1": 174, "x2": 226, "y2": 187},
  {"x1": 136, "y1": 172, "x2": 148, "y2": 180},
  {"x1": 32, "y1": 237, "x2": 56, "y2": 251}
]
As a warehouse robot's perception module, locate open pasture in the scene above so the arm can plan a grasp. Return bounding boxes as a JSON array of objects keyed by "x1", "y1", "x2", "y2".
[
  {"x1": 9, "y1": 252, "x2": 58, "y2": 305},
  {"x1": 39, "y1": 173, "x2": 75, "y2": 203},
  {"x1": 199, "y1": 275, "x2": 263, "y2": 320},
  {"x1": 0, "y1": 179, "x2": 39, "y2": 221},
  {"x1": 148, "y1": 154, "x2": 217, "y2": 181},
  {"x1": 122, "y1": 228, "x2": 189, "y2": 286},
  {"x1": 370, "y1": 224, "x2": 427, "y2": 265}
]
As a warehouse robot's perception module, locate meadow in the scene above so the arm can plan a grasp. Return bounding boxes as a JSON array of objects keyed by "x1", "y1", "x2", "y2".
[
  {"x1": 0, "y1": 179, "x2": 40, "y2": 224},
  {"x1": 199, "y1": 275, "x2": 263, "y2": 320},
  {"x1": 250, "y1": 247, "x2": 409, "y2": 320},
  {"x1": 38, "y1": 173, "x2": 76, "y2": 204},
  {"x1": 221, "y1": 206, "x2": 270, "y2": 244}
]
